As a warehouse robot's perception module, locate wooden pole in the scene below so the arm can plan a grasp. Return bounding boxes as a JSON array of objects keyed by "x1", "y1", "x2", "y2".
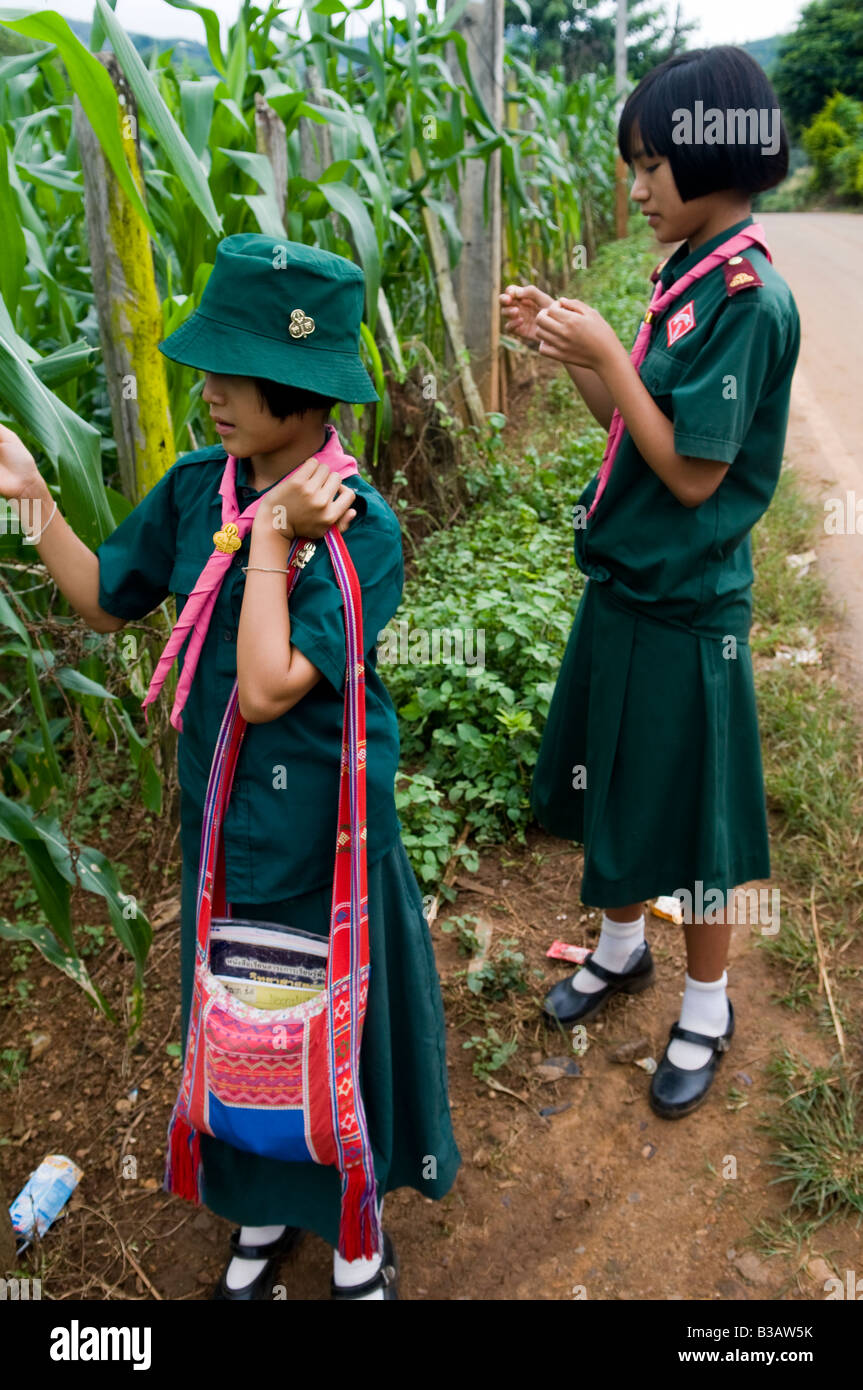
[
  {"x1": 297, "y1": 67, "x2": 403, "y2": 444},
  {"x1": 615, "y1": 0, "x2": 629, "y2": 240},
  {"x1": 409, "y1": 147, "x2": 486, "y2": 433},
  {"x1": 254, "y1": 91, "x2": 288, "y2": 222},
  {"x1": 447, "y1": 0, "x2": 503, "y2": 413},
  {"x1": 72, "y1": 54, "x2": 173, "y2": 503}
]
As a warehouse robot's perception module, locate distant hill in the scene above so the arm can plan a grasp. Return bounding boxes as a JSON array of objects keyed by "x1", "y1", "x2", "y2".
[
  {"x1": 741, "y1": 35, "x2": 783, "y2": 76},
  {"x1": 66, "y1": 17, "x2": 216, "y2": 74},
  {"x1": 30, "y1": 17, "x2": 791, "y2": 86}
]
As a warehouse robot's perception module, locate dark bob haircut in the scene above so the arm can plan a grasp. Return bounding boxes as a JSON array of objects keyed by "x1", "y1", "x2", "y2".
[
  {"x1": 254, "y1": 377, "x2": 338, "y2": 421},
  {"x1": 618, "y1": 46, "x2": 789, "y2": 201}
]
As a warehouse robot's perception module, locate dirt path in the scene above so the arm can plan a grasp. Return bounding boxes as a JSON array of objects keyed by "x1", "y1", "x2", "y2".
[{"x1": 4, "y1": 830, "x2": 854, "y2": 1301}]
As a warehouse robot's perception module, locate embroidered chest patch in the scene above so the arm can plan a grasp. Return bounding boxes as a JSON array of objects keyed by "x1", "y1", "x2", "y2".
[{"x1": 666, "y1": 299, "x2": 696, "y2": 347}]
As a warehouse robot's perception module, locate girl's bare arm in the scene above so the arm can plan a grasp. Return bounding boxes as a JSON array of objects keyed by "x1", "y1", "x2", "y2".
[
  {"x1": 560, "y1": 361, "x2": 614, "y2": 430},
  {"x1": 236, "y1": 459, "x2": 357, "y2": 724},
  {"x1": 236, "y1": 499, "x2": 323, "y2": 724},
  {"x1": 0, "y1": 427, "x2": 125, "y2": 633}
]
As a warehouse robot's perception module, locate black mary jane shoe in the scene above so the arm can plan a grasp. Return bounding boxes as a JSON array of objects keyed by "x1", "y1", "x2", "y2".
[
  {"x1": 542, "y1": 941, "x2": 655, "y2": 1027},
  {"x1": 331, "y1": 1231, "x2": 399, "y2": 1301},
  {"x1": 210, "y1": 1226, "x2": 304, "y2": 1301},
  {"x1": 649, "y1": 1000, "x2": 735, "y2": 1120}
]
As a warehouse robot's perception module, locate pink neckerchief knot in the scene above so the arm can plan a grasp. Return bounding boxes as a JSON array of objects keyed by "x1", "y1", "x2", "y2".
[
  {"x1": 585, "y1": 223, "x2": 772, "y2": 520},
  {"x1": 141, "y1": 421, "x2": 360, "y2": 733}
]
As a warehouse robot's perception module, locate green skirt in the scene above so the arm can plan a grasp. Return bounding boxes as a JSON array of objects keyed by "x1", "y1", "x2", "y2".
[
  {"x1": 178, "y1": 838, "x2": 461, "y2": 1244},
  {"x1": 530, "y1": 579, "x2": 770, "y2": 907}
]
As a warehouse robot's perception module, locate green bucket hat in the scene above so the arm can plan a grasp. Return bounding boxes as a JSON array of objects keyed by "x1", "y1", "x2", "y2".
[{"x1": 158, "y1": 234, "x2": 380, "y2": 404}]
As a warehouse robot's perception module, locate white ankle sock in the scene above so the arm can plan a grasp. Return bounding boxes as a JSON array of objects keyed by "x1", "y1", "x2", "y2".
[
  {"x1": 666, "y1": 972, "x2": 730, "y2": 1070},
  {"x1": 225, "y1": 1223, "x2": 286, "y2": 1291},
  {"x1": 571, "y1": 913, "x2": 645, "y2": 995},
  {"x1": 333, "y1": 1201, "x2": 385, "y2": 1301}
]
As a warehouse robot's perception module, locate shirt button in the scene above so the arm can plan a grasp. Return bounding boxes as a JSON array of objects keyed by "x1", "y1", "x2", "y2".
[{"x1": 222, "y1": 629, "x2": 235, "y2": 642}]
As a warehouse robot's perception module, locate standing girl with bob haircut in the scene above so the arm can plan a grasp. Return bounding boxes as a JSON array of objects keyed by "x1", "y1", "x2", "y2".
[{"x1": 501, "y1": 47, "x2": 800, "y2": 1118}]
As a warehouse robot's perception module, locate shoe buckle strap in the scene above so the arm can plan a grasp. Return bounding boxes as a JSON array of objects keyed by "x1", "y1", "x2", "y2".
[
  {"x1": 578, "y1": 953, "x2": 619, "y2": 985},
  {"x1": 669, "y1": 1021, "x2": 729, "y2": 1052},
  {"x1": 579, "y1": 945, "x2": 646, "y2": 985}
]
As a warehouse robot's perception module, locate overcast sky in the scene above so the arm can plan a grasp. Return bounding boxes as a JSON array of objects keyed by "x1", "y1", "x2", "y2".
[{"x1": 6, "y1": 0, "x2": 804, "y2": 49}]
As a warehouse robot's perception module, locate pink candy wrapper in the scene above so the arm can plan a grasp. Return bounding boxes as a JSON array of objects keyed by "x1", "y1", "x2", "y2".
[{"x1": 546, "y1": 940, "x2": 591, "y2": 964}]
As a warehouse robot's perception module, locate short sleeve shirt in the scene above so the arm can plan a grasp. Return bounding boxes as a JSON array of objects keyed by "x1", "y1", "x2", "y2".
[
  {"x1": 95, "y1": 444, "x2": 404, "y2": 899},
  {"x1": 574, "y1": 215, "x2": 801, "y2": 639}
]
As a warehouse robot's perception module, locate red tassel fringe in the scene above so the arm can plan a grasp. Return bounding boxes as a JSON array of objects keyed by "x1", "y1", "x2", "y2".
[
  {"x1": 336, "y1": 1167, "x2": 381, "y2": 1261},
  {"x1": 163, "y1": 1104, "x2": 202, "y2": 1204}
]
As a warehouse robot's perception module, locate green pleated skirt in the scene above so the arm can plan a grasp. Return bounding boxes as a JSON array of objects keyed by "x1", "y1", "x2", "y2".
[
  {"x1": 530, "y1": 579, "x2": 770, "y2": 907},
  {"x1": 177, "y1": 838, "x2": 461, "y2": 1245}
]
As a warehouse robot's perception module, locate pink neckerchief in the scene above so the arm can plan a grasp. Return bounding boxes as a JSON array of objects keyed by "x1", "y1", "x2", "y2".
[
  {"x1": 141, "y1": 421, "x2": 360, "y2": 733},
  {"x1": 585, "y1": 222, "x2": 772, "y2": 520}
]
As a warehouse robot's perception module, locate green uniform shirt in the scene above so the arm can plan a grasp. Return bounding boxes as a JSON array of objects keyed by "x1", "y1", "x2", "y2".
[
  {"x1": 575, "y1": 215, "x2": 801, "y2": 639},
  {"x1": 95, "y1": 444, "x2": 404, "y2": 899}
]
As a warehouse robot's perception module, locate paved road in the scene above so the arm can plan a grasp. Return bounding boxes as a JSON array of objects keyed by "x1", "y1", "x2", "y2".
[
  {"x1": 760, "y1": 211, "x2": 863, "y2": 697},
  {"x1": 761, "y1": 211, "x2": 862, "y2": 467}
]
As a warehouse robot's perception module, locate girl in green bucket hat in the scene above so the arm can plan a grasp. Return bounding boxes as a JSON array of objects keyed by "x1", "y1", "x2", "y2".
[{"x1": 0, "y1": 234, "x2": 461, "y2": 1300}]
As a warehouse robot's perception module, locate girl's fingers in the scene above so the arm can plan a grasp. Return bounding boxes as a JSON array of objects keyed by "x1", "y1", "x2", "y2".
[
  {"x1": 316, "y1": 469, "x2": 345, "y2": 503},
  {"x1": 536, "y1": 323, "x2": 574, "y2": 353},
  {"x1": 328, "y1": 486, "x2": 356, "y2": 519},
  {"x1": 545, "y1": 299, "x2": 582, "y2": 322},
  {"x1": 309, "y1": 461, "x2": 334, "y2": 490},
  {"x1": 294, "y1": 455, "x2": 322, "y2": 483}
]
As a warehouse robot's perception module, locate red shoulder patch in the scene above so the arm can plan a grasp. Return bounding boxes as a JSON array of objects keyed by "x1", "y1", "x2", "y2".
[{"x1": 723, "y1": 256, "x2": 763, "y2": 296}]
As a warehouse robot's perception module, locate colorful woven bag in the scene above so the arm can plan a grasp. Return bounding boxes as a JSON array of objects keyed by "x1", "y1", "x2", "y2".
[{"x1": 163, "y1": 528, "x2": 381, "y2": 1260}]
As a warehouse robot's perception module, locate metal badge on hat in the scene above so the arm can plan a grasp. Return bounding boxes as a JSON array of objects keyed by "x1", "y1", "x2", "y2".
[{"x1": 289, "y1": 308, "x2": 315, "y2": 339}]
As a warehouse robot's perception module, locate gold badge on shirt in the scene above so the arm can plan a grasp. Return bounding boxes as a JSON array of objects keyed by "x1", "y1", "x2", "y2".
[{"x1": 213, "y1": 522, "x2": 241, "y2": 553}]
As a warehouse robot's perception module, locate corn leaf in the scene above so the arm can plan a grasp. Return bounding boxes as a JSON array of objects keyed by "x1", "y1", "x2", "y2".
[
  {"x1": 0, "y1": 9, "x2": 157, "y2": 238},
  {"x1": 92, "y1": 0, "x2": 222, "y2": 236}
]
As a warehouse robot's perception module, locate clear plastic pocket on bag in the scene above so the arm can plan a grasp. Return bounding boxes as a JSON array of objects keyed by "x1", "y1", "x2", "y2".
[{"x1": 208, "y1": 917, "x2": 328, "y2": 1010}]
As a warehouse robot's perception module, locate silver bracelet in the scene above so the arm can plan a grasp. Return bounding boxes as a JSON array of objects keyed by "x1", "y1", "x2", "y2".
[
  {"x1": 241, "y1": 564, "x2": 288, "y2": 573},
  {"x1": 23, "y1": 497, "x2": 58, "y2": 545}
]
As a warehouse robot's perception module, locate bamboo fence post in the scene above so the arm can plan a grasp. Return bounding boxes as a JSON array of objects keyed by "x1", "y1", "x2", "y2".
[
  {"x1": 409, "y1": 147, "x2": 486, "y2": 432},
  {"x1": 298, "y1": 67, "x2": 403, "y2": 436},
  {"x1": 446, "y1": 0, "x2": 504, "y2": 413},
  {"x1": 254, "y1": 90, "x2": 288, "y2": 223},
  {"x1": 72, "y1": 53, "x2": 173, "y2": 504},
  {"x1": 297, "y1": 68, "x2": 353, "y2": 440}
]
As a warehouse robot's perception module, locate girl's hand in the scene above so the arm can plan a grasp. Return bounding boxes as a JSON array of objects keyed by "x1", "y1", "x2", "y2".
[
  {"x1": 500, "y1": 283, "x2": 554, "y2": 345},
  {"x1": 0, "y1": 423, "x2": 46, "y2": 501},
  {"x1": 255, "y1": 455, "x2": 357, "y2": 541},
  {"x1": 534, "y1": 298, "x2": 621, "y2": 372}
]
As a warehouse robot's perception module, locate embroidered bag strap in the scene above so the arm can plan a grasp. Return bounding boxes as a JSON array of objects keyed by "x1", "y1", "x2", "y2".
[{"x1": 191, "y1": 530, "x2": 380, "y2": 1260}]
